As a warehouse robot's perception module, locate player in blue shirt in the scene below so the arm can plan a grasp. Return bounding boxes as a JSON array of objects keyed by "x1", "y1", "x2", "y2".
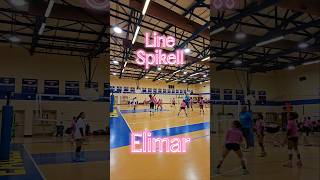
[{"x1": 239, "y1": 106, "x2": 254, "y2": 150}]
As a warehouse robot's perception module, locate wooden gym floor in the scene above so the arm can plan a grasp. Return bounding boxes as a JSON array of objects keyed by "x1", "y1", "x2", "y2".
[
  {"x1": 110, "y1": 104, "x2": 210, "y2": 180},
  {"x1": 211, "y1": 131, "x2": 320, "y2": 180},
  {"x1": 2, "y1": 135, "x2": 109, "y2": 180}
]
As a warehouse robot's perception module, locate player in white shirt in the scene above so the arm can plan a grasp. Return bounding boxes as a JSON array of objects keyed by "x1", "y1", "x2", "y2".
[
  {"x1": 132, "y1": 97, "x2": 138, "y2": 112},
  {"x1": 73, "y1": 112, "x2": 87, "y2": 162}
]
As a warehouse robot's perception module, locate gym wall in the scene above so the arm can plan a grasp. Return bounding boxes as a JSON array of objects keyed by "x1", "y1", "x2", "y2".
[
  {"x1": 110, "y1": 76, "x2": 210, "y2": 104},
  {"x1": 211, "y1": 64, "x2": 320, "y2": 120},
  {"x1": 0, "y1": 46, "x2": 109, "y2": 136}
]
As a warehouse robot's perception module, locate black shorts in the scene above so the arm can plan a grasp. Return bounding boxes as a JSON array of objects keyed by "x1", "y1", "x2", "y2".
[
  {"x1": 180, "y1": 107, "x2": 186, "y2": 110},
  {"x1": 200, "y1": 105, "x2": 204, "y2": 109},
  {"x1": 288, "y1": 137, "x2": 298, "y2": 143},
  {"x1": 225, "y1": 143, "x2": 240, "y2": 151},
  {"x1": 150, "y1": 102, "x2": 155, "y2": 109}
]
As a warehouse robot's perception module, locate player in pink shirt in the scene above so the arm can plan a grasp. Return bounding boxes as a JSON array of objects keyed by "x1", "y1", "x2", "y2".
[
  {"x1": 283, "y1": 112, "x2": 302, "y2": 168},
  {"x1": 255, "y1": 113, "x2": 266, "y2": 157},
  {"x1": 216, "y1": 120, "x2": 249, "y2": 175},
  {"x1": 177, "y1": 100, "x2": 188, "y2": 117},
  {"x1": 199, "y1": 97, "x2": 204, "y2": 115},
  {"x1": 156, "y1": 98, "x2": 163, "y2": 111},
  {"x1": 148, "y1": 94, "x2": 156, "y2": 116}
]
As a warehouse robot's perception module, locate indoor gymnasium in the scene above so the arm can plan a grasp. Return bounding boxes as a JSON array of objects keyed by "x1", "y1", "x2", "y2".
[
  {"x1": 0, "y1": 0, "x2": 109, "y2": 179},
  {"x1": 210, "y1": 0, "x2": 320, "y2": 179},
  {"x1": 110, "y1": 0, "x2": 210, "y2": 179}
]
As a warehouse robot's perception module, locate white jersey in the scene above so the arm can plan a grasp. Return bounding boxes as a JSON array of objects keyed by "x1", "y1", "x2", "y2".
[
  {"x1": 132, "y1": 99, "x2": 138, "y2": 105},
  {"x1": 74, "y1": 118, "x2": 86, "y2": 139}
]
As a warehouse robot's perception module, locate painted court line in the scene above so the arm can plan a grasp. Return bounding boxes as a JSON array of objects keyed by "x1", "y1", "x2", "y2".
[
  {"x1": 23, "y1": 145, "x2": 46, "y2": 180},
  {"x1": 32, "y1": 150, "x2": 109, "y2": 165}
]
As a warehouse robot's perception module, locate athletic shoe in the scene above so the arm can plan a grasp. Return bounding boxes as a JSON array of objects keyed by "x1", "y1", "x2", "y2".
[
  {"x1": 297, "y1": 160, "x2": 303, "y2": 168},
  {"x1": 242, "y1": 169, "x2": 249, "y2": 175},
  {"x1": 283, "y1": 161, "x2": 293, "y2": 168}
]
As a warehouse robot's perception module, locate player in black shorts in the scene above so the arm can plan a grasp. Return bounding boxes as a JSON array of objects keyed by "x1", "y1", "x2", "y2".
[{"x1": 216, "y1": 121, "x2": 249, "y2": 175}]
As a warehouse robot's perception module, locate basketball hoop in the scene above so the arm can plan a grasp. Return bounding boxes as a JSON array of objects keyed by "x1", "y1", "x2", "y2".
[
  {"x1": 81, "y1": 88, "x2": 99, "y2": 101},
  {"x1": 246, "y1": 94, "x2": 256, "y2": 105}
]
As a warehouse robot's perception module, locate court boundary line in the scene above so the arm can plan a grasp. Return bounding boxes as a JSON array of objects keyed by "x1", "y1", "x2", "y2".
[
  {"x1": 23, "y1": 144, "x2": 47, "y2": 180},
  {"x1": 117, "y1": 107, "x2": 133, "y2": 133},
  {"x1": 144, "y1": 121, "x2": 210, "y2": 133}
]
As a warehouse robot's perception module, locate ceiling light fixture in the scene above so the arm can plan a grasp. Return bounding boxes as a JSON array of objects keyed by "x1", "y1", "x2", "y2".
[
  {"x1": 287, "y1": 65, "x2": 295, "y2": 70},
  {"x1": 173, "y1": 69, "x2": 181, "y2": 74},
  {"x1": 38, "y1": 23, "x2": 46, "y2": 35},
  {"x1": 298, "y1": 42, "x2": 309, "y2": 49},
  {"x1": 233, "y1": 59, "x2": 242, "y2": 65},
  {"x1": 184, "y1": 48, "x2": 191, "y2": 54},
  {"x1": 201, "y1": 57, "x2": 210, "y2": 62},
  {"x1": 256, "y1": 36, "x2": 284, "y2": 46},
  {"x1": 190, "y1": 72, "x2": 200, "y2": 77},
  {"x1": 210, "y1": 26, "x2": 226, "y2": 36},
  {"x1": 132, "y1": 26, "x2": 141, "y2": 45},
  {"x1": 45, "y1": 0, "x2": 55, "y2": 18},
  {"x1": 142, "y1": 0, "x2": 151, "y2": 15},
  {"x1": 9, "y1": 0, "x2": 26, "y2": 7},
  {"x1": 8, "y1": 35, "x2": 20, "y2": 43},
  {"x1": 113, "y1": 26, "x2": 123, "y2": 34},
  {"x1": 302, "y1": 60, "x2": 320, "y2": 66},
  {"x1": 235, "y1": 31, "x2": 246, "y2": 39}
]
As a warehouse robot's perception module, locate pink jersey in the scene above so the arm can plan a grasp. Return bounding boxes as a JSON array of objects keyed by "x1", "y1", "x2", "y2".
[
  {"x1": 225, "y1": 128, "x2": 243, "y2": 144},
  {"x1": 150, "y1": 96, "x2": 156, "y2": 103},
  {"x1": 255, "y1": 119, "x2": 265, "y2": 135},
  {"x1": 199, "y1": 99, "x2": 204, "y2": 105},
  {"x1": 181, "y1": 101, "x2": 187, "y2": 108},
  {"x1": 157, "y1": 99, "x2": 162, "y2": 105},
  {"x1": 287, "y1": 120, "x2": 299, "y2": 138},
  {"x1": 303, "y1": 120, "x2": 312, "y2": 128}
]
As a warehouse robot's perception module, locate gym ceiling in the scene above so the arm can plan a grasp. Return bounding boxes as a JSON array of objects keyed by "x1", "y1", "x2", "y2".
[{"x1": 0, "y1": 0, "x2": 319, "y2": 84}]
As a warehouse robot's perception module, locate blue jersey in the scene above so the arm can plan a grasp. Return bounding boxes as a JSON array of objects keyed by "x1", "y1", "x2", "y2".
[
  {"x1": 240, "y1": 111, "x2": 253, "y2": 128},
  {"x1": 184, "y1": 95, "x2": 190, "y2": 103}
]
